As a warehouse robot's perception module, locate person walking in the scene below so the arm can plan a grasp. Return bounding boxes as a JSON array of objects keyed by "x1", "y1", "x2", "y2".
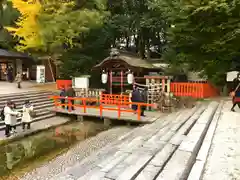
[
  {"x1": 22, "y1": 100, "x2": 34, "y2": 131},
  {"x1": 230, "y1": 73, "x2": 240, "y2": 112},
  {"x1": 10, "y1": 102, "x2": 17, "y2": 134},
  {"x1": 15, "y1": 72, "x2": 22, "y2": 89},
  {"x1": 4, "y1": 101, "x2": 20, "y2": 137},
  {"x1": 66, "y1": 85, "x2": 76, "y2": 111}
]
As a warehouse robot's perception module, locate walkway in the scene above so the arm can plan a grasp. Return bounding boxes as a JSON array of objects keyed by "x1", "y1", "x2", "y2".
[
  {"x1": 16, "y1": 100, "x2": 240, "y2": 180},
  {"x1": 202, "y1": 101, "x2": 240, "y2": 180},
  {"x1": 45, "y1": 101, "x2": 219, "y2": 180},
  {"x1": 0, "y1": 81, "x2": 55, "y2": 95}
]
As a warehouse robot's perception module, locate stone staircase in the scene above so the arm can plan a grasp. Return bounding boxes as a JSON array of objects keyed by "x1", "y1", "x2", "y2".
[
  {"x1": 0, "y1": 90, "x2": 55, "y2": 130},
  {"x1": 49, "y1": 101, "x2": 222, "y2": 180}
]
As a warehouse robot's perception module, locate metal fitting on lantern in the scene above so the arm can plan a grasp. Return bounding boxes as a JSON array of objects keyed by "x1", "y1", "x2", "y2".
[
  {"x1": 101, "y1": 70, "x2": 108, "y2": 84},
  {"x1": 127, "y1": 70, "x2": 134, "y2": 84}
]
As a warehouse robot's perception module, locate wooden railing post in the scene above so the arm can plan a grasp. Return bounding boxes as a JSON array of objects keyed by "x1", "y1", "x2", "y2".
[
  {"x1": 83, "y1": 98, "x2": 86, "y2": 113},
  {"x1": 118, "y1": 101, "x2": 121, "y2": 119},
  {"x1": 137, "y1": 104, "x2": 141, "y2": 120},
  {"x1": 100, "y1": 99, "x2": 103, "y2": 117},
  {"x1": 67, "y1": 97, "x2": 71, "y2": 112}
]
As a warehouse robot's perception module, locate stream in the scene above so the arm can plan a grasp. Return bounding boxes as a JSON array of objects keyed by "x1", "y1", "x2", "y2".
[{"x1": 0, "y1": 120, "x2": 106, "y2": 178}]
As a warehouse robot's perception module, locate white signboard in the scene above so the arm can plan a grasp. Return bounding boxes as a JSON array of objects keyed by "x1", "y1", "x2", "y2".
[
  {"x1": 73, "y1": 76, "x2": 90, "y2": 88},
  {"x1": 36, "y1": 65, "x2": 45, "y2": 83},
  {"x1": 227, "y1": 71, "x2": 239, "y2": 82}
]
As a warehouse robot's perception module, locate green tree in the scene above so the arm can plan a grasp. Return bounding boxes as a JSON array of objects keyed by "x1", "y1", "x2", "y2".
[
  {"x1": 152, "y1": 0, "x2": 240, "y2": 85},
  {"x1": 0, "y1": 0, "x2": 19, "y2": 49}
]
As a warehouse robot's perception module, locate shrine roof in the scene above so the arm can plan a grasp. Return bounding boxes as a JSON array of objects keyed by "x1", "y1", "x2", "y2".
[
  {"x1": 0, "y1": 49, "x2": 32, "y2": 60},
  {"x1": 93, "y1": 51, "x2": 162, "y2": 70}
]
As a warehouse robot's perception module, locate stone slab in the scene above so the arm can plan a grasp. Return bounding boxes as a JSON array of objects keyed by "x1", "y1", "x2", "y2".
[
  {"x1": 105, "y1": 154, "x2": 140, "y2": 179},
  {"x1": 116, "y1": 154, "x2": 153, "y2": 180},
  {"x1": 178, "y1": 130, "x2": 204, "y2": 153},
  {"x1": 178, "y1": 103, "x2": 218, "y2": 153},
  {"x1": 120, "y1": 137, "x2": 145, "y2": 153},
  {"x1": 100, "y1": 153, "x2": 129, "y2": 173},
  {"x1": 156, "y1": 150, "x2": 194, "y2": 180},
  {"x1": 187, "y1": 160, "x2": 205, "y2": 180},
  {"x1": 135, "y1": 164, "x2": 161, "y2": 180},
  {"x1": 98, "y1": 151, "x2": 127, "y2": 168},
  {"x1": 150, "y1": 144, "x2": 176, "y2": 167},
  {"x1": 78, "y1": 167, "x2": 106, "y2": 180},
  {"x1": 170, "y1": 134, "x2": 186, "y2": 146}
]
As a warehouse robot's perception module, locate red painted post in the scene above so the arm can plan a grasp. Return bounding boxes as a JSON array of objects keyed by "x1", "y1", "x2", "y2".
[
  {"x1": 68, "y1": 97, "x2": 71, "y2": 112},
  {"x1": 100, "y1": 101, "x2": 103, "y2": 117},
  {"x1": 83, "y1": 98, "x2": 86, "y2": 113},
  {"x1": 137, "y1": 104, "x2": 141, "y2": 120},
  {"x1": 118, "y1": 102, "x2": 121, "y2": 119}
]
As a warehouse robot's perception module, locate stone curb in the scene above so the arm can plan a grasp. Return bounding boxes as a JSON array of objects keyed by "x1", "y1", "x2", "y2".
[{"x1": 187, "y1": 101, "x2": 224, "y2": 180}]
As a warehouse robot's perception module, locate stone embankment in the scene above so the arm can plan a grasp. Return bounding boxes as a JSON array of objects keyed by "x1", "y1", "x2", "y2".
[{"x1": 20, "y1": 101, "x2": 226, "y2": 180}]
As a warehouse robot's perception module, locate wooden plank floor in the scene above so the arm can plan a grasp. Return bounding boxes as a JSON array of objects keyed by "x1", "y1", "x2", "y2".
[
  {"x1": 49, "y1": 101, "x2": 223, "y2": 180},
  {"x1": 52, "y1": 106, "x2": 161, "y2": 123}
]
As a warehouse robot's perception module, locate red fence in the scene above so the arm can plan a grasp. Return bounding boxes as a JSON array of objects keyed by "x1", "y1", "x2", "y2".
[
  {"x1": 170, "y1": 82, "x2": 219, "y2": 98},
  {"x1": 50, "y1": 96, "x2": 153, "y2": 120},
  {"x1": 56, "y1": 80, "x2": 72, "y2": 90},
  {"x1": 100, "y1": 94, "x2": 129, "y2": 106}
]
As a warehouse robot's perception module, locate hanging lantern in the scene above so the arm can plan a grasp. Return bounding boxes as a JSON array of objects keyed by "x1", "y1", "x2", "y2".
[
  {"x1": 127, "y1": 70, "x2": 134, "y2": 84},
  {"x1": 101, "y1": 70, "x2": 108, "y2": 84}
]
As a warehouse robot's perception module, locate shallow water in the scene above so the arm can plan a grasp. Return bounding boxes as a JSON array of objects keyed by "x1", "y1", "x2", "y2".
[{"x1": 0, "y1": 121, "x2": 105, "y2": 177}]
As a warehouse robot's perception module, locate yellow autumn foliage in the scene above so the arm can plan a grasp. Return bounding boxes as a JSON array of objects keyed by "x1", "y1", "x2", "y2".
[{"x1": 5, "y1": 0, "x2": 42, "y2": 51}]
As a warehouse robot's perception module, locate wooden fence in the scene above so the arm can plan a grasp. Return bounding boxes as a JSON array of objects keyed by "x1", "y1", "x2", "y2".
[{"x1": 170, "y1": 82, "x2": 219, "y2": 98}]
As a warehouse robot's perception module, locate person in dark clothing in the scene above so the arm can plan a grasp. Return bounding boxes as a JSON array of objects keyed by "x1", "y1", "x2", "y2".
[
  {"x1": 231, "y1": 73, "x2": 240, "y2": 112},
  {"x1": 140, "y1": 87, "x2": 148, "y2": 116},
  {"x1": 131, "y1": 87, "x2": 146, "y2": 116},
  {"x1": 66, "y1": 86, "x2": 76, "y2": 111},
  {"x1": 59, "y1": 87, "x2": 66, "y2": 109},
  {"x1": 131, "y1": 87, "x2": 141, "y2": 111}
]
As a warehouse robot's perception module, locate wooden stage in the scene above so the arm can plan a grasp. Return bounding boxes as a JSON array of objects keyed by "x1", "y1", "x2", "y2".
[{"x1": 52, "y1": 106, "x2": 161, "y2": 123}]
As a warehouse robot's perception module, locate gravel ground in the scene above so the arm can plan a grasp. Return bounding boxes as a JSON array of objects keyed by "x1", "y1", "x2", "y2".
[
  {"x1": 20, "y1": 126, "x2": 132, "y2": 180},
  {"x1": 203, "y1": 101, "x2": 240, "y2": 180}
]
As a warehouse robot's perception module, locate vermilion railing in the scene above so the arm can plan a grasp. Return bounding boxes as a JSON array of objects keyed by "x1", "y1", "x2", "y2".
[
  {"x1": 50, "y1": 96, "x2": 153, "y2": 120},
  {"x1": 170, "y1": 82, "x2": 219, "y2": 98},
  {"x1": 100, "y1": 94, "x2": 130, "y2": 106},
  {"x1": 56, "y1": 80, "x2": 72, "y2": 89}
]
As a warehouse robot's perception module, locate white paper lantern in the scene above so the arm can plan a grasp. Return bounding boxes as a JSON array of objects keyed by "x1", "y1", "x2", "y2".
[
  {"x1": 101, "y1": 73, "x2": 108, "y2": 84},
  {"x1": 127, "y1": 73, "x2": 134, "y2": 84}
]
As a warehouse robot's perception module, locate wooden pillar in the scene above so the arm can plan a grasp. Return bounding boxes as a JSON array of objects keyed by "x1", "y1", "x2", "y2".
[
  {"x1": 162, "y1": 78, "x2": 165, "y2": 92},
  {"x1": 121, "y1": 71, "x2": 123, "y2": 93},
  {"x1": 110, "y1": 70, "x2": 112, "y2": 94}
]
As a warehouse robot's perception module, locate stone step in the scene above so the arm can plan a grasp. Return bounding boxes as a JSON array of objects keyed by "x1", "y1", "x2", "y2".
[
  {"x1": 0, "y1": 105, "x2": 53, "y2": 124},
  {"x1": 156, "y1": 102, "x2": 219, "y2": 180},
  {"x1": 50, "y1": 105, "x2": 205, "y2": 180},
  {"x1": 0, "y1": 90, "x2": 53, "y2": 101},
  {"x1": 135, "y1": 106, "x2": 207, "y2": 180},
  {"x1": 49, "y1": 102, "x2": 223, "y2": 180},
  {"x1": 0, "y1": 102, "x2": 53, "y2": 121},
  {"x1": 187, "y1": 101, "x2": 223, "y2": 180},
  {"x1": 0, "y1": 112, "x2": 56, "y2": 131},
  {"x1": 0, "y1": 99, "x2": 52, "y2": 110},
  {"x1": 0, "y1": 93, "x2": 53, "y2": 106}
]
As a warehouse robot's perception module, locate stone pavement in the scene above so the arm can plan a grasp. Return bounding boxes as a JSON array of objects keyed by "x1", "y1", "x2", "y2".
[
  {"x1": 0, "y1": 81, "x2": 51, "y2": 95},
  {"x1": 43, "y1": 101, "x2": 223, "y2": 180},
  {"x1": 202, "y1": 101, "x2": 240, "y2": 180}
]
